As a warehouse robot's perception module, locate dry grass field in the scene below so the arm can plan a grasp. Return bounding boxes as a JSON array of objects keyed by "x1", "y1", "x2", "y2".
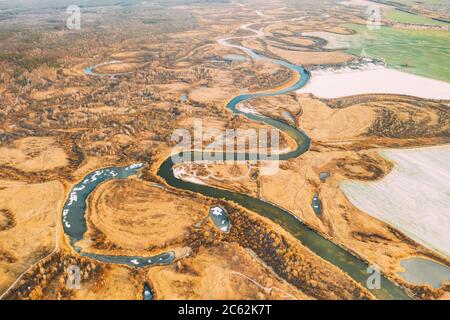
[{"x1": 0, "y1": 0, "x2": 448, "y2": 300}]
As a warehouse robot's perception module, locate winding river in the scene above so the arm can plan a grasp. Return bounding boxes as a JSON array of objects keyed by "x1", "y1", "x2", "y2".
[
  {"x1": 73, "y1": 24, "x2": 411, "y2": 299},
  {"x1": 62, "y1": 164, "x2": 175, "y2": 267},
  {"x1": 157, "y1": 25, "x2": 410, "y2": 300}
]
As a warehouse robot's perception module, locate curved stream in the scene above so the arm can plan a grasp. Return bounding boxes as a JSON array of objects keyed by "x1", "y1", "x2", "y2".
[
  {"x1": 156, "y1": 26, "x2": 410, "y2": 300},
  {"x1": 71, "y1": 24, "x2": 411, "y2": 299},
  {"x1": 62, "y1": 164, "x2": 175, "y2": 267}
]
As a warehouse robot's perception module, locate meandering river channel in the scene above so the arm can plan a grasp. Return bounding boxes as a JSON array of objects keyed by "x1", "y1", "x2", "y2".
[{"x1": 72, "y1": 24, "x2": 410, "y2": 299}]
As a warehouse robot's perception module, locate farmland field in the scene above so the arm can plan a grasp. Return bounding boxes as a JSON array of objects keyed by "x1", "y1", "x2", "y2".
[{"x1": 385, "y1": 9, "x2": 448, "y2": 26}]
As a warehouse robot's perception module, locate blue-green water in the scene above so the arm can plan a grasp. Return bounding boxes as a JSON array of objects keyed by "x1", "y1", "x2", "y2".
[
  {"x1": 282, "y1": 110, "x2": 296, "y2": 124},
  {"x1": 320, "y1": 172, "x2": 331, "y2": 182},
  {"x1": 398, "y1": 258, "x2": 450, "y2": 289},
  {"x1": 62, "y1": 163, "x2": 175, "y2": 267},
  {"x1": 209, "y1": 205, "x2": 230, "y2": 232},
  {"x1": 223, "y1": 54, "x2": 247, "y2": 62},
  {"x1": 83, "y1": 60, "x2": 127, "y2": 78},
  {"x1": 62, "y1": 164, "x2": 144, "y2": 248},
  {"x1": 143, "y1": 283, "x2": 153, "y2": 300},
  {"x1": 311, "y1": 192, "x2": 322, "y2": 215}
]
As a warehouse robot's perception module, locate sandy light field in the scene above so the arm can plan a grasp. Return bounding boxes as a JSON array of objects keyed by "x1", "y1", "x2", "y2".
[
  {"x1": 268, "y1": 46, "x2": 353, "y2": 66},
  {"x1": 0, "y1": 180, "x2": 63, "y2": 293},
  {"x1": 0, "y1": 137, "x2": 68, "y2": 172},
  {"x1": 341, "y1": 145, "x2": 450, "y2": 258},
  {"x1": 297, "y1": 67, "x2": 450, "y2": 99},
  {"x1": 147, "y1": 243, "x2": 309, "y2": 300},
  {"x1": 84, "y1": 179, "x2": 207, "y2": 252}
]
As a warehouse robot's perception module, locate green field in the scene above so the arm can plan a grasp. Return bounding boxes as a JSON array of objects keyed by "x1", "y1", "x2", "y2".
[
  {"x1": 383, "y1": 0, "x2": 450, "y2": 9},
  {"x1": 385, "y1": 9, "x2": 448, "y2": 26},
  {"x1": 386, "y1": 0, "x2": 448, "y2": 6},
  {"x1": 342, "y1": 24, "x2": 450, "y2": 82}
]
